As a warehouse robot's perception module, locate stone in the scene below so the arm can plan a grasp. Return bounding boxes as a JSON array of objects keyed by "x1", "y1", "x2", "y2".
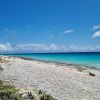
[{"x1": 89, "y1": 72, "x2": 95, "y2": 77}]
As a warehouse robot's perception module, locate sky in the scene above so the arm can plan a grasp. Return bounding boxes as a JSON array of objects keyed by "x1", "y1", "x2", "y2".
[{"x1": 0, "y1": 0, "x2": 100, "y2": 53}]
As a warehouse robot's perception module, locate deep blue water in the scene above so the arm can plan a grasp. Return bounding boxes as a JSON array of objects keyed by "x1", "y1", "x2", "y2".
[{"x1": 2, "y1": 52, "x2": 100, "y2": 69}]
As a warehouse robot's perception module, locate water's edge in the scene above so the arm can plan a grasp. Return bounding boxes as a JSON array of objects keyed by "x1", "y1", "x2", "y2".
[
  {"x1": 1, "y1": 55, "x2": 100, "y2": 76},
  {"x1": 13, "y1": 56, "x2": 100, "y2": 71}
]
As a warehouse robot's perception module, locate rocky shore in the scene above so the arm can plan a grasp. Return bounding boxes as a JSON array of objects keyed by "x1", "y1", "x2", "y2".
[{"x1": 0, "y1": 56, "x2": 100, "y2": 100}]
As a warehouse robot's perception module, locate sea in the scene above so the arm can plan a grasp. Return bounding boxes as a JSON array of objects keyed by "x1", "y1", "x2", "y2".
[{"x1": 2, "y1": 52, "x2": 100, "y2": 69}]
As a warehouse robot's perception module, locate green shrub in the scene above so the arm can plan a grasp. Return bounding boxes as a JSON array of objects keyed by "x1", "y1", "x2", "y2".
[
  {"x1": 0, "y1": 80, "x2": 56, "y2": 100},
  {"x1": 0, "y1": 58, "x2": 9, "y2": 63},
  {"x1": 37, "y1": 89, "x2": 56, "y2": 100}
]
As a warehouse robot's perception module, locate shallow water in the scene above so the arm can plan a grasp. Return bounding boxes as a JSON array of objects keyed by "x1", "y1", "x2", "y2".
[{"x1": 2, "y1": 52, "x2": 100, "y2": 69}]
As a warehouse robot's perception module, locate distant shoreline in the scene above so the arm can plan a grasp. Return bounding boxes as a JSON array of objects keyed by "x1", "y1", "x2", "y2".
[
  {"x1": 4, "y1": 55, "x2": 100, "y2": 71},
  {"x1": 1, "y1": 51, "x2": 100, "y2": 55}
]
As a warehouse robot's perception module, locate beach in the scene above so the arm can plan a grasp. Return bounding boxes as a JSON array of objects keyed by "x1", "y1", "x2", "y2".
[{"x1": 0, "y1": 56, "x2": 100, "y2": 100}]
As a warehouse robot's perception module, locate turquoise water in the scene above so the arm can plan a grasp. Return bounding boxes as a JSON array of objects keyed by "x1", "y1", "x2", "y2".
[{"x1": 2, "y1": 52, "x2": 100, "y2": 69}]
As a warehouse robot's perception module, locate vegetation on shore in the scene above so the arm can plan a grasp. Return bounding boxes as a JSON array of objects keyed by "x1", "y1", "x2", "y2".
[
  {"x1": 0, "y1": 80, "x2": 56, "y2": 100},
  {"x1": 0, "y1": 57, "x2": 56, "y2": 100},
  {"x1": 0, "y1": 57, "x2": 9, "y2": 63}
]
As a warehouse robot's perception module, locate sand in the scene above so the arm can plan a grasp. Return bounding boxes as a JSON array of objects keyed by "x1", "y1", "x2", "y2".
[{"x1": 0, "y1": 56, "x2": 100, "y2": 100}]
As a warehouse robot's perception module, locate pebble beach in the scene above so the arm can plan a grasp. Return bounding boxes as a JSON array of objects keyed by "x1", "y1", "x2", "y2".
[{"x1": 0, "y1": 56, "x2": 100, "y2": 100}]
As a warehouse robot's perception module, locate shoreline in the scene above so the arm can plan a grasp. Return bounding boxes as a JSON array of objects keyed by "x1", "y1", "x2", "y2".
[
  {"x1": 6, "y1": 55, "x2": 100, "y2": 70},
  {"x1": 0, "y1": 56, "x2": 100, "y2": 100},
  {"x1": 1, "y1": 55, "x2": 100, "y2": 77},
  {"x1": 1, "y1": 52, "x2": 100, "y2": 70},
  {"x1": 10, "y1": 56, "x2": 100, "y2": 77}
]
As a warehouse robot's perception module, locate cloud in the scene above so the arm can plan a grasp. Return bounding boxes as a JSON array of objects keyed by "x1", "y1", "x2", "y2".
[
  {"x1": 16, "y1": 43, "x2": 49, "y2": 51},
  {"x1": 93, "y1": 25, "x2": 100, "y2": 30},
  {"x1": 0, "y1": 43, "x2": 14, "y2": 52},
  {"x1": 63, "y1": 29, "x2": 74, "y2": 34},
  {"x1": 0, "y1": 43, "x2": 100, "y2": 53},
  {"x1": 0, "y1": 43, "x2": 66, "y2": 53},
  {"x1": 67, "y1": 44, "x2": 100, "y2": 52},
  {"x1": 92, "y1": 31, "x2": 100, "y2": 38},
  {"x1": 50, "y1": 44, "x2": 59, "y2": 51},
  {"x1": 16, "y1": 43, "x2": 65, "y2": 52},
  {"x1": 59, "y1": 29, "x2": 74, "y2": 37}
]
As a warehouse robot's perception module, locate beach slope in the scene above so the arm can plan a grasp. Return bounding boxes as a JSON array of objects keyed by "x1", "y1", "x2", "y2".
[{"x1": 0, "y1": 56, "x2": 100, "y2": 100}]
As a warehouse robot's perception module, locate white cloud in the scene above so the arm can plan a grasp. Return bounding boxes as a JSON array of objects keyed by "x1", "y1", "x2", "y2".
[
  {"x1": 16, "y1": 43, "x2": 49, "y2": 51},
  {"x1": 0, "y1": 43, "x2": 14, "y2": 52},
  {"x1": 69, "y1": 44, "x2": 78, "y2": 51},
  {"x1": 0, "y1": 43, "x2": 100, "y2": 53},
  {"x1": 63, "y1": 29, "x2": 74, "y2": 34},
  {"x1": 58, "y1": 29, "x2": 74, "y2": 37},
  {"x1": 92, "y1": 31, "x2": 100, "y2": 38},
  {"x1": 67, "y1": 44, "x2": 100, "y2": 52},
  {"x1": 50, "y1": 44, "x2": 58, "y2": 50},
  {"x1": 93, "y1": 25, "x2": 100, "y2": 30}
]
